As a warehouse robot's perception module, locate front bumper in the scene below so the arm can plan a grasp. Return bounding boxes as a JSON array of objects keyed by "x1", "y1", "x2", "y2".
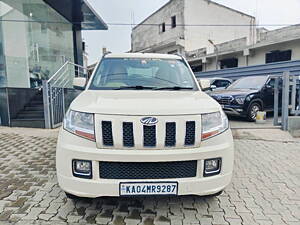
[
  {"x1": 222, "y1": 105, "x2": 246, "y2": 117},
  {"x1": 222, "y1": 107, "x2": 243, "y2": 116},
  {"x1": 56, "y1": 129, "x2": 234, "y2": 198}
]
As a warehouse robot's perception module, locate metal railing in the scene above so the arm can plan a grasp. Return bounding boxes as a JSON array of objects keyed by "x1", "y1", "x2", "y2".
[
  {"x1": 43, "y1": 62, "x2": 88, "y2": 129},
  {"x1": 195, "y1": 60, "x2": 300, "y2": 80},
  {"x1": 273, "y1": 72, "x2": 300, "y2": 130}
]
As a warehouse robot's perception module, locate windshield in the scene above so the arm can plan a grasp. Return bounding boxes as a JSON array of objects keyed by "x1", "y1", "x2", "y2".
[
  {"x1": 227, "y1": 76, "x2": 268, "y2": 90},
  {"x1": 89, "y1": 58, "x2": 198, "y2": 90}
]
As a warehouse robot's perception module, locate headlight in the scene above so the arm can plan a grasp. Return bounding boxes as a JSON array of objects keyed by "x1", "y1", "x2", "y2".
[
  {"x1": 201, "y1": 111, "x2": 229, "y2": 140},
  {"x1": 63, "y1": 110, "x2": 95, "y2": 141},
  {"x1": 235, "y1": 96, "x2": 246, "y2": 105}
]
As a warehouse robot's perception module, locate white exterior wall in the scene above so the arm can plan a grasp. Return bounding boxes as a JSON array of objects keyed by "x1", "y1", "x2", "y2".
[
  {"x1": 205, "y1": 52, "x2": 245, "y2": 71},
  {"x1": 184, "y1": 0, "x2": 255, "y2": 54},
  {"x1": 131, "y1": 0, "x2": 256, "y2": 55},
  {"x1": 131, "y1": 0, "x2": 185, "y2": 53},
  {"x1": 248, "y1": 40, "x2": 300, "y2": 66},
  {"x1": 204, "y1": 39, "x2": 300, "y2": 71}
]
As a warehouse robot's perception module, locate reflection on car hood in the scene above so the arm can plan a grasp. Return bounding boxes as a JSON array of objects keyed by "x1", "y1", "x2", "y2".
[
  {"x1": 70, "y1": 90, "x2": 221, "y2": 115},
  {"x1": 210, "y1": 88, "x2": 259, "y2": 97}
]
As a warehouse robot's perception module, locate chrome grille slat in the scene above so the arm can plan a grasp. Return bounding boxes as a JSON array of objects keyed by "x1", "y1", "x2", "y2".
[{"x1": 217, "y1": 96, "x2": 232, "y2": 105}]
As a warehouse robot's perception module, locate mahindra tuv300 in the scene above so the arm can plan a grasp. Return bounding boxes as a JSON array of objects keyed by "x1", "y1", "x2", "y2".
[{"x1": 56, "y1": 53, "x2": 234, "y2": 198}]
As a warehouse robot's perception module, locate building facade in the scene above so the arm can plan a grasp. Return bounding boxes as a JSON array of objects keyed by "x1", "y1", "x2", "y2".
[
  {"x1": 0, "y1": 0, "x2": 107, "y2": 88},
  {"x1": 131, "y1": 0, "x2": 256, "y2": 55},
  {"x1": 0, "y1": 0, "x2": 107, "y2": 127},
  {"x1": 187, "y1": 25, "x2": 300, "y2": 72}
]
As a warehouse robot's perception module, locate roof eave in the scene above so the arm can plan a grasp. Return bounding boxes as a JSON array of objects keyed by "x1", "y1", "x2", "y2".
[{"x1": 82, "y1": 0, "x2": 108, "y2": 30}]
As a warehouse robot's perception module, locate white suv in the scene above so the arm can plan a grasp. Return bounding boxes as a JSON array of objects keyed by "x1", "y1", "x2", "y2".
[{"x1": 56, "y1": 53, "x2": 234, "y2": 198}]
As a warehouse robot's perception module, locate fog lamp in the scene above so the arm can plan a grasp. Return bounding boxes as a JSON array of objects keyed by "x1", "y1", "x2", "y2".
[
  {"x1": 72, "y1": 160, "x2": 92, "y2": 179},
  {"x1": 204, "y1": 158, "x2": 222, "y2": 177}
]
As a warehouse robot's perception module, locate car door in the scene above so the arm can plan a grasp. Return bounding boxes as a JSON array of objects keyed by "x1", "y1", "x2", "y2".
[{"x1": 263, "y1": 78, "x2": 275, "y2": 110}]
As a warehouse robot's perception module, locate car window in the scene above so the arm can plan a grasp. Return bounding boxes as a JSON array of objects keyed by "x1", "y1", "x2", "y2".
[
  {"x1": 267, "y1": 78, "x2": 275, "y2": 88},
  {"x1": 212, "y1": 80, "x2": 231, "y2": 88},
  {"x1": 228, "y1": 76, "x2": 268, "y2": 90},
  {"x1": 89, "y1": 58, "x2": 198, "y2": 90},
  {"x1": 267, "y1": 78, "x2": 283, "y2": 89}
]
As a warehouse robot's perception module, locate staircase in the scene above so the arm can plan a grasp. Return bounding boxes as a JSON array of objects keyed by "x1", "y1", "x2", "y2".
[{"x1": 10, "y1": 92, "x2": 45, "y2": 128}]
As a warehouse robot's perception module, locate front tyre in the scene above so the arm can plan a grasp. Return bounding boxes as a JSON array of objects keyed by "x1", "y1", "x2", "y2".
[
  {"x1": 247, "y1": 102, "x2": 261, "y2": 122},
  {"x1": 65, "y1": 192, "x2": 79, "y2": 200},
  {"x1": 205, "y1": 190, "x2": 223, "y2": 197}
]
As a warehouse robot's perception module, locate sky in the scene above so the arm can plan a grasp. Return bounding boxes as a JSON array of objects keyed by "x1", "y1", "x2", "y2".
[{"x1": 83, "y1": 0, "x2": 300, "y2": 65}]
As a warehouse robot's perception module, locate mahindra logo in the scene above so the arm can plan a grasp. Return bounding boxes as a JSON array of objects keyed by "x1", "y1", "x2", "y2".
[{"x1": 140, "y1": 117, "x2": 158, "y2": 126}]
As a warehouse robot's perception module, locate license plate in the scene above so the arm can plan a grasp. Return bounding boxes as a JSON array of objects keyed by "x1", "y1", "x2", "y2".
[{"x1": 119, "y1": 182, "x2": 178, "y2": 196}]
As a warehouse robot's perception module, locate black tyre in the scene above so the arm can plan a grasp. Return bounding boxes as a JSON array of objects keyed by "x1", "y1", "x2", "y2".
[
  {"x1": 247, "y1": 102, "x2": 261, "y2": 122},
  {"x1": 65, "y1": 192, "x2": 79, "y2": 200},
  {"x1": 205, "y1": 190, "x2": 223, "y2": 197}
]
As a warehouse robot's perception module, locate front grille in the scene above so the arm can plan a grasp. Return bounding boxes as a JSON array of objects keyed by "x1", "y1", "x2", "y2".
[
  {"x1": 218, "y1": 97, "x2": 232, "y2": 105},
  {"x1": 165, "y1": 122, "x2": 176, "y2": 147},
  {"x1": 143, "y1": 125, "x2": 156, "y2": 147},
  {"x1": 102, "y1": 121, "x2": 113, "y2": 146},
  {"x1": 100, "y1": 118, "x2": 198, "y2": 148},
  {"x1": 99, "y1": 161, "x2": 197, "y2": 179},
  {"x1": 123, "y1": 122, "x2": 134, "y2": 147},
  {"x1": 185, "y1": 121, "x2": 195, "y2": 146}
]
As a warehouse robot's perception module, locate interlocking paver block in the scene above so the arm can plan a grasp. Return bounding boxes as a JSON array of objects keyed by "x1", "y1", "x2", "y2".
[
  {"x1": 0, "y1": 129, "x2": 300, "y2": 225},
  {"x1": 96, "y1": 208, "x2": 113, "y2": 224},
  {"x1": 125, "y1": 208, "x2": 142, "y2": 225},
  {"x1": 22, "y1": 207, "x2": 45, "y2": 220},
  {"x1": 38, "y1": 213, "x2": 54, "y2": 221},
  {"x1": 45, "y1": 202, "x2": 62, "y2": 214}
]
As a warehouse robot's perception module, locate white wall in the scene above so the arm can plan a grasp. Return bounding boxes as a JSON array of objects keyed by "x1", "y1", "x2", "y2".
[
  {"x1": 204, "y1": 39, "x2": 300, "y2": 71},
  {"x1": 131, "y1": 0, "x2": 184, "y2": 52},
  {"x1": 248, "y1": 40, "x2": 300, "y2": 66},
  {"x1": 184, "y1": 0, "x2": 256, "y2": 53}
]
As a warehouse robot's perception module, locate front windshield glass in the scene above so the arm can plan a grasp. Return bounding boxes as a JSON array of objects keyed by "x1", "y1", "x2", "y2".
[
  {"x1": 227, "y1": 76, "x2": 267, "y2": 90},
  {"x1": 89, "y1": 58, "x2": 197, "y2": 90}
]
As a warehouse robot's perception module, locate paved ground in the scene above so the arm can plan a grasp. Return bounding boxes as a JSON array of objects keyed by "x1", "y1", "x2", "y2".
[
  {"x1": 228, "y1": 114, "x2": 278, "y2": 129},
  {"x1": 0, "y1": 127, "x2": 299, "y2": 225}
]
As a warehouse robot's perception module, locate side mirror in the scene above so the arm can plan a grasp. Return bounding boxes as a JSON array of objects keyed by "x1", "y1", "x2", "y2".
[
  {"x1": 73, "y1": 77, "x2": 87, "y2": 90},
  {"x1": 198, "y1": 80, "x2": 211, "y2": 91},
  {"x1": 211, "y1": 85, "x2": 217, "y2": 90},
  {"x1": 265, "y1": 84, "x2": 273, "y2": 89}
]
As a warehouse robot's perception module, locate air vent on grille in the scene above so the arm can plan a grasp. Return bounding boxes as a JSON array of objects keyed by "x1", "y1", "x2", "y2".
[
  {"x1": 185, "y1": 121, "x2": 195, "y2": 146},
  {"x1": 165, "y1": 122, "x2": 176, "y2": 147},
  {"x1": 123, "y1": 122, "x2": 134, "y2": 147},
  {"x1": 99, "y1": 161, "x2": 197, "y2": 179},
  {"x1": 143, "y1": 125, "x2": 156, "y2": 147},
  {"x1": 102, "y1": 121, "x2": 113, "y2": 146}
]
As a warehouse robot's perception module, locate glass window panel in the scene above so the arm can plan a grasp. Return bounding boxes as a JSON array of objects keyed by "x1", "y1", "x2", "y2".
[{"x1": 0, "y1": 0, "x2": 75, "y2": 88}]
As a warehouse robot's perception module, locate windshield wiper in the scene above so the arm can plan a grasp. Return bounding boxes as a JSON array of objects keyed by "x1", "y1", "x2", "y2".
[
  {"x1": 155, "y1": 86, "x2": 194, "y2": 90},
  {"x1": 115, "y1": 86, "x2": 155, "y2": 90}
]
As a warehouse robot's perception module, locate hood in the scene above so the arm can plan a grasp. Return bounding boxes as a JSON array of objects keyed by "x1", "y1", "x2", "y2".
[
  {"x1": 210, "y1": 88, "x2": 259, "y2": 97},
  {"x1": 70, "y1": 90, "x2": 221, "y2": 115}
]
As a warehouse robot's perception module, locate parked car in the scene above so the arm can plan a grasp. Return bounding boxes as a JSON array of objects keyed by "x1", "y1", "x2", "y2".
[
  {"x1": 197, "y1": 77, "x2": 232, "y2": 91},
  {"x1": 56, "y1": 53, "x2": 234, "y2": 199},
  {"x1": 209, "y1": 75, "x2": 280, "y2": 121}
]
